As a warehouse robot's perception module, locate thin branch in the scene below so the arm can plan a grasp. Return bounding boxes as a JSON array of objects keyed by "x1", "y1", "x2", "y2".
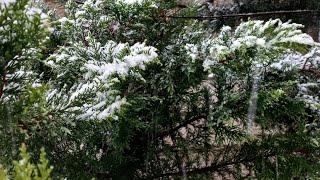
[
  {"x1": 74, "y1": 0, "x2": 84, "y2": 4},
  {"x1": 147, "y1": 152, "x2": 274, "y2": 179},
  {"x1": 299, "y1": 55, "x2": 320, "y2": 78},
  {"x1": 156, "y1": 114, "x2": 206, "y2": 138},
  {"x1": 0, "y1": 69, "x2": 7, "y2": 99},
  {"x1": 300, "y1": 68, "x2": 320, "y2": 78},
  {"x1": 166, "y1": 10, "x2": 320, "y2": 20}
]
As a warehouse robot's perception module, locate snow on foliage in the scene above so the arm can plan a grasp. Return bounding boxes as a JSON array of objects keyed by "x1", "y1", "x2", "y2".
[
  {"x1": 45, "y1": 0, "x2": 159, "y2": 121},
  {"x1": 268, "y1": 48, "x2": 320, "y2": 112},
  {"x1": 186, "y1": 19, "x2": 320, "y2": 116},
  {"x1": 0, "y1": 0, "x2": 51, "y2": 101},
  {"x1": 114, "y1": 0, "x2": 157, "y2": 5},
  {"x1": 199, "y1": 19, "x2": 316, "y2": 71},
  {"x1": 116, "y1": 0, "x2": 143, "y2": 4},
  {"x1": 0, "y1": 0, "x2": 16, "y2": 6},
  {"x1": 46, "y1": 36, "x2": 157, "y2": 121},
  {"x1": 296, "y1": 48, "x2": 320, "y2": 112}
]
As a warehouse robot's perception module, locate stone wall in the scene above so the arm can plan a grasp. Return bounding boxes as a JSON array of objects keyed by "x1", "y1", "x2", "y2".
[
  {"x1": 306, "y1": 25, "x2": 320, "y2": 42},
  {"x1": 42, "y1": 0, "x2": 65, "y2": 17},
  {"x1": 212, "y1": 0, "x2": 234, "y2": 6}
]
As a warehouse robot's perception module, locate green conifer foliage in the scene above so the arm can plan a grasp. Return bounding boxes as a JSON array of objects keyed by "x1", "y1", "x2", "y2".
[
  {"x1": 0, "y1": 0, "x2": 319, "y2": 179},
  {"x1": 0, "y1": 0, "x2": 52, "y2": 168}
]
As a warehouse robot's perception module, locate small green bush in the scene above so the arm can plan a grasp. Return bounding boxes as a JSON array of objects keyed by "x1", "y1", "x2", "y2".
[{"x1": 0, "y1": 144, "x2": 53, "y2": 180}]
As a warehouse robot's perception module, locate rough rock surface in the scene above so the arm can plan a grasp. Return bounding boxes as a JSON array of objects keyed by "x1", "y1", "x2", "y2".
[{"x1": 43, "y1": 0, "x2": 65, "y2": 17}]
